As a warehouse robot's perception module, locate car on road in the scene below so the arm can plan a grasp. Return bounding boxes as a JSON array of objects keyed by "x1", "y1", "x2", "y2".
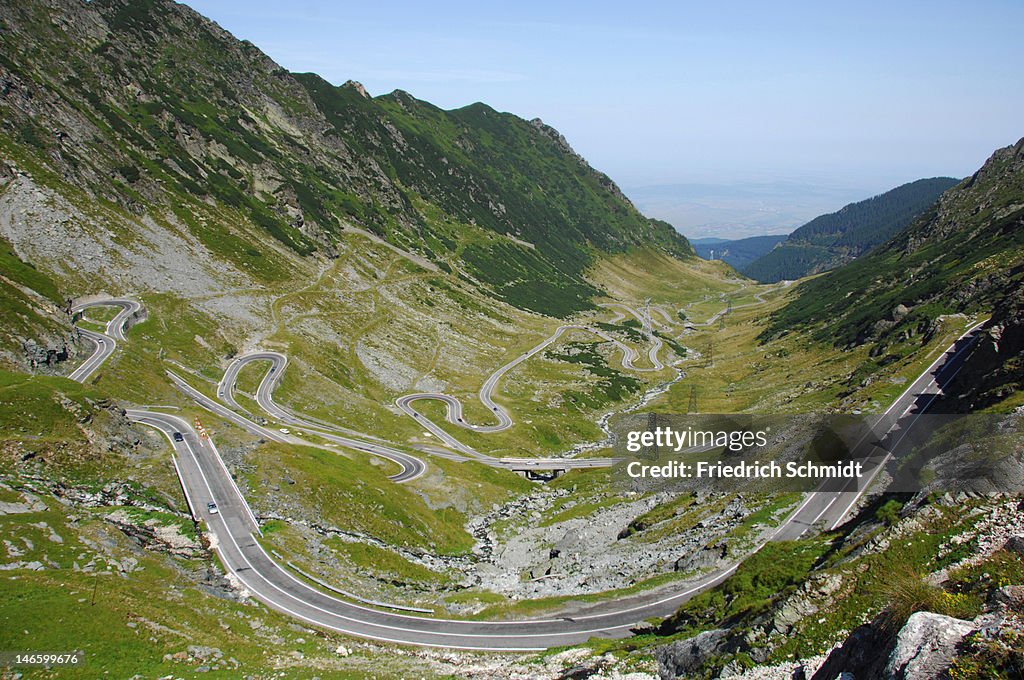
[
  {"x1": 173, "y1": 432, "x2": 184, "y2": 442},
  {"x1": 207, "y1": 502, "x2": 219, "y2": 514}
]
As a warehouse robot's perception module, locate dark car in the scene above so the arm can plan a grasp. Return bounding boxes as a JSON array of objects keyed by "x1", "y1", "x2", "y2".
[{"x1": 173, "y1": 432, "x2": 184, "y2": 442}]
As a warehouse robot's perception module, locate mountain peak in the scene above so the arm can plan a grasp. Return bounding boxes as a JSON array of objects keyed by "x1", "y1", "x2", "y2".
[
  {"x1": 342, "y1": 79, "x2": 369, "y2": 98},
  {"x1": 529, "y1": 118, "x2": 580, "y2": 160}
]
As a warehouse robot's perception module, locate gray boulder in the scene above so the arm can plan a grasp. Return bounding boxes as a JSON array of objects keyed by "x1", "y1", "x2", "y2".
[
  {"x1": 674, "y1": 543, "x2": 727, "y2": 573},
  {"x1": 1003, "y1": 535, "x2": 1024, "y2": 553},
  {"x1": 990, "y1": 584, "x2": 1024, "y2": 611},
  {"x1": 884, "y1": 611, "x2": 975, "y2": 679},
  {"x1": 655, "y1": 628, "x2": 728, "y2": 679}
]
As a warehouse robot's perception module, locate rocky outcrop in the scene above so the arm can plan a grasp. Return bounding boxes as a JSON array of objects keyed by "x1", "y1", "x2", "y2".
[
  {"x1": 103, "y1": 508, "x2": 204, "y2": 558},
  {"x1": 939, "y1": 289, "x2": 1024, "y2": 412},
  {"x1": 990, "y1": 585, "x2": 1024, "y2": 612},
  {"x1": 656, "y1": 628, "x2": 730, "y2": 679},
  {"x1": 673, "y1": 542, "x2": 727, "y2": 573},
  {"x1": 884, "y1": 612, "x2": 975, "y2": 679},
  {"x1": 811, "y1": 611, "x2": 976, "y2": 680},
  {"x1": 1004, "y1": 535, "x2": 1024, "y2": 554}
]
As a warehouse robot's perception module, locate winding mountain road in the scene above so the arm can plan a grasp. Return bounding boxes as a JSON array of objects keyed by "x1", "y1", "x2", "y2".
[
  {"x1": 395, "y1": 310, "x2": 668, "y2": 454},
  {"x1": 213, "y1": 352, "x2": 621, "y2": 473},
  {"x1": 67, "y1": 297, "x2": 143, "y2": 382},
  {"x1": 68, "y1": 294, "x2": 988, "y2": 649},
  {"x1": 127, "y1": 409, "x2": 757, "y2": 650},
  {"x1": 171, "y1": 365, "x2": 428, "y2": 483},
  {"x1": 683, "y1": 283, "x2": 790, "y2": 328}
]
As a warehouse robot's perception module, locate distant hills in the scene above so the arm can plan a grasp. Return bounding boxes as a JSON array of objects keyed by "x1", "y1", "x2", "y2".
[
  {"x1": 743, "y1": 177, "x2": 960, "y2": 282},
  {"x1": 691, "y1": 235, "x2": 788, "y2": 270},
  {"x1": 626, "y1": 180, "x2": 874, "y2": 239},
  {"x1": 764, "y1": 138, "x2": 1024, "y2": 365}
]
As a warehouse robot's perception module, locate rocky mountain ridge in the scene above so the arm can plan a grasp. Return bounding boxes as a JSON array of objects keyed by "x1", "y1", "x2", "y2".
[{"x1": 0, "y1": 0, "x2": 693, "y2": 319}]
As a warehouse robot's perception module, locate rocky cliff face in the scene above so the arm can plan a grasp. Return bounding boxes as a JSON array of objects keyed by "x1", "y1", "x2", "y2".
[
  {"x1": 0, "y1": 0, "x2": 692, "y2": 318},
  {"x1": 940, "y1": 288, "x2": 1024, "y2": 412}
]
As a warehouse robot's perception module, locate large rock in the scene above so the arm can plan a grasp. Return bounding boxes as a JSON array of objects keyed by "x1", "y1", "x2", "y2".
[
  {"x1": 884, "y1": 611, "x2": 976, "y2": 679},
  {"x1": 674, "y1": 542, "x2": 727, "y2": 573},
  {"x1": 813, "y1": 611, "x2": 977, "y2": 680},
  {"x1": 1003, "y1": 535, "x2": 1024, "y2": 553},
  {"x1": 655, "y1": 628, "x2": 729, "y2": 679},
  {"x1": 990, "y1": 585, "x2": 1024, "y2": 612}
]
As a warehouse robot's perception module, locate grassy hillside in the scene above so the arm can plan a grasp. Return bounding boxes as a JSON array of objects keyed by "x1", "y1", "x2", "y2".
[{"x1": 744, "y1": 177, "x2": 959, "y2": 282}]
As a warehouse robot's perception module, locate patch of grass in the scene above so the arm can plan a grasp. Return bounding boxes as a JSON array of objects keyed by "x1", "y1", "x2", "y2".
[
  {"x1": 0, "y1": 370, "x2": 96, "y2": 442},
  {"x1": 326, "y1": 538, "x2": 450, "y2": 586},
  {"x1": 618, "y1": 493, "x2": 695, "y2": 538},
  {"x1": 947, "y1": 549, "x2": 1024, "y2": 597},
  {"x1": 546, "y1": 341, "x2": 643, "y2": 408},
  {"x1": 243, "y1": 441, "x2": 474, "y2": 554},
  {"x1": 0, "y1": 233, "x2": 64, "y2": 304},
  {"x1": 539, "y1": 494, "x2": 625, "y2": 527},
  {"x1": 876, "y1": 499, "x2": 904, "y2": 526},
  {"x1": 725, "y1": 493, "x2": 803, "y2": 541},
  {"x1": 878, "y1": 565, "x2": 981, "y2": 631},
  {"x1": 442, "y1": 589, "x2": 508, "y2": 607},
  {"x1": 663, "y1": 539, "x2": 831, "y2": 632}
]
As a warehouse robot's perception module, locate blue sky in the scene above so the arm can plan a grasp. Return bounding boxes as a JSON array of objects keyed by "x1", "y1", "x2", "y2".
[{"x1": 185, "y1": 1, "x2": 1023, "y2": 235}]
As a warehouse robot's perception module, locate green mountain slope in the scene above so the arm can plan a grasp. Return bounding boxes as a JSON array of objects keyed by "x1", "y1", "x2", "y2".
[
  {"x1": 763, "y1": 138, "x2": 1024, "y2": 358},
  {"x1": 743, "y1": 177, "x2": 959, "y2": 282},
  {"x1": 0, "y1": 0, "x2": 691, "y2": 319}
]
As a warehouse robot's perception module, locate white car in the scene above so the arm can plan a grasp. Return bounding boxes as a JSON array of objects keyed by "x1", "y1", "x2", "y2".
[{"x1": 207, "y1": 502, "x2": 219, "y2": 515}]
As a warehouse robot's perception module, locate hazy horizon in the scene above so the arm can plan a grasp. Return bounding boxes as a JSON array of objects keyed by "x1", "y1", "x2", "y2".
[{"x1": 185, "y1": 0, "x2": 1022, "y2": 238}]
